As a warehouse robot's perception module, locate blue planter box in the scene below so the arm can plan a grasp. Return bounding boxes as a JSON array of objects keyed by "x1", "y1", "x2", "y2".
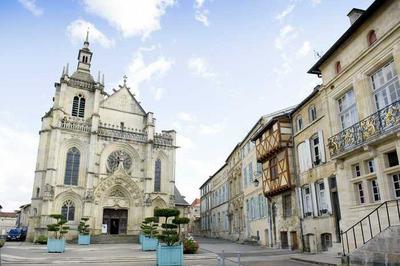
[
  {"x1": 142, "y1": 236, "x2": 158, "y2": 251},
  {"x1": 156, "y1": 244, "x2": 183, "y2": 266},
  {"x1": 78, "y1": 234, "x2": 90, "y2": 245},
  {"x1": 139, "y1": 234, "x2": 144, "y2": 244},
  {"x1": 47, "y1": 238, "x2": 65, "y2": 253}
]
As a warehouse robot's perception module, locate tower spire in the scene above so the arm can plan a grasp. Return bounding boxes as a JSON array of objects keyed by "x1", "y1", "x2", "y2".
[{"x1": 84, "y1": 28, "x2": 89, "y2": 48}]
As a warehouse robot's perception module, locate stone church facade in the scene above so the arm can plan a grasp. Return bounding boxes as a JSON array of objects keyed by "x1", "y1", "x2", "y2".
[{"x1": 28, "y1": 35, "x2": 179, "y2": 240}]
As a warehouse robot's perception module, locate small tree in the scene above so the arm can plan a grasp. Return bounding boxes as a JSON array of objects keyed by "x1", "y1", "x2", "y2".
[
  {"x1": 47, "y1": 214, "x2": 69, "y2": 239},
  {"x1": 172, "y1": 217, "x2": 190, "y2": 241},
  {"x1": 154, "y1": 208, "x2": 180, "y2": 246},
  {"x1": 78, "y1": 217, "x2": 90, "y2": 235},
  {"x1": 140, "y1": 217, "x2": 159, "y2": 238}
]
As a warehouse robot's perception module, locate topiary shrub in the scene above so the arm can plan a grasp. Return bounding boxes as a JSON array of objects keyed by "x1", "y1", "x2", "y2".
[
  {"x1": 172, "y1": 217, "x2": 190, "y2": 241},
  {"x1": 78, "y1": 217, "x2": 90, "y2": 235},
  {"x1": 183, "y1": 237, "x2": 199, "y2": 254},
  {"x1": 47, "y1": 214, "x2": 69, "y2": 239},
  {"x1": 154, "y1": 208, "x2": 180, "y2": 246},
  {"x1": 35, "y1": 235, "x2": 48, "y2": 244},
  {"x1": 140, "y1": 217, "x2": 159, "y2": 238}
]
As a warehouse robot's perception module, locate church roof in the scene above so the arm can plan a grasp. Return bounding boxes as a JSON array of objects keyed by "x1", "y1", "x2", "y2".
[
  {"x1": 174, "y1": 186, "x2": 189, "y2": 206},
  {"x1": 70, "y1": 70, "x2": 95, "y2": 83}
]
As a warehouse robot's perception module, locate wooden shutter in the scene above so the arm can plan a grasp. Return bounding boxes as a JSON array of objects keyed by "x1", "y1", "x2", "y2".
[
  {"x1": 310, "y1": 183, "x2": 319, "y2": 216},
  {"x1": 318, "y1": 130, "x2": 326, "y2": 163}
]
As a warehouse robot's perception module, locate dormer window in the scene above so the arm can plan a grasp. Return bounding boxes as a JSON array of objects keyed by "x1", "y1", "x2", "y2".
[
  {"x1": 335, "y1": 61, "x2": 342, "y2": 74},
  {"x1": 72, "y1": 94, "x2": 85, "y2": 118},
  {"x1": 296, "y1": 115, "x2": 303, "y2": 132},
  {"x1": 309, "y1": 105, "x2": 317, "y2": 122},
  {"x1": 367, "y1": 30, "x2": 377, "y2": 46}
]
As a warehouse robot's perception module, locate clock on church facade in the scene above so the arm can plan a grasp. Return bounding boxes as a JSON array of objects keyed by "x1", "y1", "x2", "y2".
[{"x1": 28, "y1": 33, "x2": 188, "y2": 241}]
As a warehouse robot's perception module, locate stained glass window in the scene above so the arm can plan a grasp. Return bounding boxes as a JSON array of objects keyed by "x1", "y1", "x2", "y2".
[
  {"x1": 154, "y1": 159, "x2": 161, "y2": 192},
  {"x1": 107, "y1": 150, "x2": 132, "y2": 173},
  {"x1": 64, "y1": 147, "x2": 80, "y2": 185},
  {"x1": 61, "y1": 200, "x2": 75, "y2": 221}
]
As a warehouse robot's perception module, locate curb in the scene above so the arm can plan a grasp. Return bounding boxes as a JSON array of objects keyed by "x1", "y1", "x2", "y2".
[{"x1": 290, "y1": 257, "x2": 340, "y2": 266}]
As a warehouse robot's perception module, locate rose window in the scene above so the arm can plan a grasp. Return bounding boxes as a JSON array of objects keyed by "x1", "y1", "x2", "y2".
[{"x1": 107, "y1": 150, "x2": 132, "y2": 173}]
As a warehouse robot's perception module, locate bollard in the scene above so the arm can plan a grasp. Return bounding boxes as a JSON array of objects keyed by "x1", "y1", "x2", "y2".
[
  {"x1": 217, "y1": 256, "x2": 221, "y2": 266},
  {"x1": 237, "y1": 251, "x2": 241, "y2": 266},
  {"x1": 222, "y1": 249, "x2": 225, "y2": 266}
]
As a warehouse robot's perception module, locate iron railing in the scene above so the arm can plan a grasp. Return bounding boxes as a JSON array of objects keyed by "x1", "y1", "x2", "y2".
[
  {"x1": 341, "y1": 199, "x2": 400, "y2": 256},
  {"x1": 328, "y1": 100, "x2": 400, "y2": 158}
]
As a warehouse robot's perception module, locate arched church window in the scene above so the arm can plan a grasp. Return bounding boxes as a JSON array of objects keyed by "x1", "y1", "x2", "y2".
[
  {"x1": 36, "y1": 187, "x2": 40, "y2": 198},
  {"x1": 61, "y1": 200, "x2": 75, "y2": 221},
  {"x1": 107, "y1": 150, "x2": 132, "y2": 173},
  {"x1": 64, "y1": 147, "x2": 80, "y2": 186},
  {"x1": 72, "y1": 95, "x2": 85, "y2": 118},
  {"x1": 154, "y1": 159, "x2": 161, "y2": 192}
]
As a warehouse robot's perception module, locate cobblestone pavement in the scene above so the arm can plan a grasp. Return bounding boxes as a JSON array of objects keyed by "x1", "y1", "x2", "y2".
[{"x1": 0, "y1": 238, "x2": 317, "y2": 265}]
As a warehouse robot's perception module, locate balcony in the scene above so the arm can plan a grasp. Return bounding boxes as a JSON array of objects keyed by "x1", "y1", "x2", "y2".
[
  {"x1": 60, "y1": 116, "x2": 91, "y2": 133},
  {"x1": 328, "y1": 100, "x2": 400, "y2": 158},
  {"x1": 98, "y1": 126, "x2": 147, "y2": 143}
]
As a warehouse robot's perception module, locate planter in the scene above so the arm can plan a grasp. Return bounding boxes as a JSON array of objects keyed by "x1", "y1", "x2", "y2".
[
  {"x1": 156, "y1": 244, "x2": 183, "y2": 266},
  {"x1": 47, "y1": 238, "x2": 65, "y2": 253},
  {"x1": 139, "y1": 233, "x2": 144, "y2": 244},
  {"x1": 78, "y1": 234, "x2": 90, "y2": 245},
  {"x1": 142, "y1": 236, "x2": 158, "y2": 251}
]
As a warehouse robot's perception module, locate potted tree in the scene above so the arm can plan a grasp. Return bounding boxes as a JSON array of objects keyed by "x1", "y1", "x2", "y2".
[
  {"x1": 154, "y1": 208, "x2": 189, "y2": 266},
  {"x1": 78, "y1": 217, "x2": 90, "y2": 245},
  {"x1": 140, "y1": 217, "x2": 159, "y2": 251},
  {"x1": 47, "y1": 214, "x2": 69, "y2": 253}
]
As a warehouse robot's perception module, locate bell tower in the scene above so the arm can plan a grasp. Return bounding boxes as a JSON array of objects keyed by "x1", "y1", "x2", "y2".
[{"x1": 77, "y1": 31, "x2": 92, "y2": 74}]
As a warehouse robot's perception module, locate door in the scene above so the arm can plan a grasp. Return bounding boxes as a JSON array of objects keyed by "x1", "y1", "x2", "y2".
[
  {"x1": 290, "y1": 231, "x2": 298, "y2": 250},
  {"x1": 280, "y1": 231, "x2": 288, "y2": 249},
  {"x1": 110, "y1": 219, "x2": 119, "y2": 235}
]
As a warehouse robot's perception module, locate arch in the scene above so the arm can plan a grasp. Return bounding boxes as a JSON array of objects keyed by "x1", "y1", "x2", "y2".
[
  {"x1": 64, "y1": 147, "x2": 80, "y2": 186},
  {"x1": 54, "y1": 190, "x2": 83, "y2": 222},
  {"x1": 61, "y1": 200, "x2": 75, "y2": 221},
  {"x1": 99, "y1": 142, "x2": 141, "y2": 176},
  {"x1": 58, "y1": 138, "x2": 87, "y2": 187},
  {"x1": 152, "y1": 196, "x2": 167, "y2": 209},
  {"x1": 367, "y1": 30, "x2": 377, "y2": 46},
  {"x1": 335, "y1": 61, "x2": 342, "y2": 74}
]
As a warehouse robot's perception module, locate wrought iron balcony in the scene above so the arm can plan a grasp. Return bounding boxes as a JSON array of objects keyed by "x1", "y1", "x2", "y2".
[{"x1": 328, "y1": 100, "x2": 400, "y2": 158}]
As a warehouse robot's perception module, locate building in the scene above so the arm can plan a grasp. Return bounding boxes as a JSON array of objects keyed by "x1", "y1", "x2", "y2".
[
  {"x1": 291, "y1": 86, "x2": 341, "y2": 253},
  {"x1": 16, "y1": 204, "x2": 31, "y2": 228},
  {"x1": 308, "y1": 0, "x2": 400, "y2": 255},
  {"x1": 29, "y1": 34, "x2": 181, "y2": 241},
  {"x1": 0, "y1": 211, "x2": 17, "y2": 235},
  {"x1": 210, "y1": 164, "x2": 229, "y2": 239},
  {"x1": 188, "y1": 198, "x2": 201, "y2": 235},
  {"x1": 252, "y1": 112, "x2": 301, "y2": 250},
  {"x1": 200, "y1": 175, "x2": 213, "y2": 237},
  {"x1": 174, "y1": 186, "x2": 190, "y2": 218}
]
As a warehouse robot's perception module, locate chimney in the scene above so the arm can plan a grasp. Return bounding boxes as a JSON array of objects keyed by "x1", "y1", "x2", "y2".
[{"x1": 347, "y1": 8, "x2": 365, "y2": 25}]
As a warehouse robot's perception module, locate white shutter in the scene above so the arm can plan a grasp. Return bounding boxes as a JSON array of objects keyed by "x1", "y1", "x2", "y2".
[
  {"x1": 324, "y1": 178, "x2": 332, "y2": 214},
  {"x1": 297, "y1": 143, "x2": 305, "y2": 173},
  {"x1": 297, "y1": 187, "x2": 304, "y2": 218},
  {"x1": 310, "y1": 183, "x2": 319, "y2": 216},
  {"x1": 318, "y1": 130, "x2": 326, "y2": 163},
  {"x1": 304, "y1": 139, "x2": 313, "y2": 170}
]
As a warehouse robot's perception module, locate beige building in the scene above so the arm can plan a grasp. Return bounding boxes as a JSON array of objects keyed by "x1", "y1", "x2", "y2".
[
  {"x1": 210, "y1": 164, "x2": 229, "y2": 239},
  {"x1": 0, "y1": 211, "x2": 17, "y2": 235},
  {"x1": 308, "y1": 0, "x2": 400, "y2": 255},
  {"x1": 29, "y1": 35, "x2": 182, "y2": 241},
  {"x1": 188, "y1": 198, "x2": 200, "y2": 235},
  {"x1": 291, "y1": 86, "x2": 341, "y2": 253}
]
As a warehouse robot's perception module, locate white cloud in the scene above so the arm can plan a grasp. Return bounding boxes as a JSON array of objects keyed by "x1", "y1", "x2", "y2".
[
  {"x1": 66, "y1": 19, "x2": 115, "y2": 48},
  {"x1": 311, "y1": 0, "x2": 321, "y2": 6},
  {"x1": 194, "y1": 0, "x2": 210, "y2": 27},
  {"x1": 296, "y1": 41, "x2": 311, "y2": 58},
  {"x1": 199, "y1": 122, "x2": 224, "y2": 135},
  {"x1": 0, "y1": 124, "x2": 37, "y2": 212},
  {"x1": 178, "y1": 112, "x2": 195, "y2": 122},
  {"x1": 153, "y1": 87, "x2": 164, "y2": 101},
  {"x1": 274, "y1": 24, "x2": 299, "y2": 50},
  {"x1": 188, "y1": 57, "x2": 216, "y2": 79},
  {"x1": 81, "y1": 0, "x2": 176, "y2": 39},
  {"x1": 275, "y1": 3, "x2": 295, "y2": 21},
  {"x1": 176, "y1": 134, "x2": 196, "y2": 150},
  {"x1": 125, "y1": 47, "x2": 174, "y2": 95},
  {"x1": 18, "y1": 0, "x2": 43, "y2": 17}
]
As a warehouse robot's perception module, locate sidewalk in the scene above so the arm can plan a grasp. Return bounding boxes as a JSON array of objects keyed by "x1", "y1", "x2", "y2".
[{"x1": 290, "y1": 253, "x2": 342, "y2": 266}]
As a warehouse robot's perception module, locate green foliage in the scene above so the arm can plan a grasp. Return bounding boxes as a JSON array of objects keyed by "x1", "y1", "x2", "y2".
[
  {"x1": 78, "y1": 217, "x2": 90, "y2": 235},
  {"x1": 140, "y1": 217, "x2": 159, "y2": 238},
  {"x1": 0, "y1": 239, "x2": 5, "y2": 248},
  {"x1": 47, "y1": 214, "x2": 69, "y2": 239},
  {"x1": 35, "y1": 235, "x2": 48, "y2": 244},
  {"x1": 154, "y1": 208, "x2": 180, "y2": 218},
  {"x1": 154, "y1": 208, "x2": 182, "y2": 246},
  {"x1": 172, "y1": 217, "x2": 190, "y2": 225},
  {"x1": 183, "y1": 238, "x2": 199, "y2": 254}
]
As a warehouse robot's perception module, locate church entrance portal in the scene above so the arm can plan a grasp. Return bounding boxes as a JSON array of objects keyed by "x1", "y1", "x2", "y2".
[{"x1": 103, "y1": 209, "x2": 127, "y2": 235}]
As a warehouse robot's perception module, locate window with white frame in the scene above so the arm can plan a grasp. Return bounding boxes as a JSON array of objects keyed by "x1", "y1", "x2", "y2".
[
  {"x1": 309, "y1": 105, "x2": 317, "y2": 122},
  {"x1": 371, "y1": 61, "x2": 400, "y2": 110},
  {"x1": 302, "y1": 186, "x2": 313, "y2": 217},
  {"x1": 352, "y1": 163, "x2": 361, "y2": 178},
  {"x1": 366, "y1": 159, "x2": 375, "y2": 174},
  {"x1": 296, "y1": 115, "x2": 303, "y2": 132},
  {"x1": 310, "y1": 134, "x2": 321, "y2": 166},
  {"x1": 392, "y1": 173, "x2": 400, "y2": 198},
  {"x1": 316, "y1": 181, "x2": 328, "y2": 214},
  {"x1": 337, "y1": 89, "x2": 358, "y2": 129},
  {"x1": 355, "y1": 182, "x2": 365, "y2": 204},
  {"x1": 370, "y1": 179, "x2": 381, "y2": 202}
]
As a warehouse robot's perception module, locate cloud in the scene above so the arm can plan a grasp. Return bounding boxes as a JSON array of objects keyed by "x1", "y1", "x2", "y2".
[
  {"x1": 199, "y1": 123, "x2": 224, "y2": 135},
  {"x1": 125, "y1": 47, "x2": 174, "y2": 95},
  {"x1": 81, "y1": 0, "x2": 176, "y2": 39},
  {"x1": 188, "y1": 57, "x2": 216, "y2": 79},
  {"x1": 66, "y1": 19, "x2": 115, "y2": 48},
  {"x1": 275, "y1": 3, "x2": 295, "y2": 21},
  {"x1": 194, "y1": 0, "x2": 210, "y2": 27},
  {"x1": 310, "y1": 0, "x2": 321, "y2": 6},
  {"x1": 18, "y1": 0, "x2": 43, "y2": 17},
  {"x1": 0, "y1": 124, "x2": 37, "y2": 212},
  {"x1": 178, "y1": 112, "x2": 195, "y2": 122},
  {"x1": 153, "y1": 87, "x2": 164, "y2": 101},
  {"x1": 296, "y1": 41, "x2": 311, "y2": 58},
  {"x1": 274, "y1": 24, "x2": 299, "y2": 50}
]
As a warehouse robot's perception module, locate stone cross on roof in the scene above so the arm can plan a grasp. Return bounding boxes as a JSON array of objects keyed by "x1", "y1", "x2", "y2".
[{"x1": 123, "y1": 75, "x2": 128, "y2": 87}]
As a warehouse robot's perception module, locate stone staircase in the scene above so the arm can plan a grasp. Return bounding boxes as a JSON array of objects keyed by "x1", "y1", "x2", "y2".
[
  {"x1": 89, "y1": 234, "x2": 139, "y2": 244},
  {"x1": 347, "y1": 226, "x2": 400, "y2": 265}
]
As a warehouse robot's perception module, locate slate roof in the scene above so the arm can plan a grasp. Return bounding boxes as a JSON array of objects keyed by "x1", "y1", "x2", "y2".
[
  {"x1": 174, "y1": 186, "x2": 190, "y2": 206},
  {"x1": 71, "y1": 70, "x2": 95, "y2": 83}
]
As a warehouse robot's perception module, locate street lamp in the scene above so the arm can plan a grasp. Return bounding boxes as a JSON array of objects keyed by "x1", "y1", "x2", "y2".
[{"x1": 252, "y1": 171, "x2": 262, "y2": 187}]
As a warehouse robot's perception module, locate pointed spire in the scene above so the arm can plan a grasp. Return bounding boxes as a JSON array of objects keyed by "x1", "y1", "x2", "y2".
[
  {"x1": 62, "y1": 66, "x2": 65, "y2": 77},
  {"x1": 123, "y1": 75, "x2": 128, "y2": 87},
  {"x1": 102, "y1": 74, "x2": 105, "y2": 85},
  {"x1": 84, "y1": 28, "x2": 89, "y2": 48},
  {"x1": 66, "y1": 63, "x2": 69, "y2": 76},
  {"x1": 97, "y1": 71, "x2": 100, "y2": 83}
]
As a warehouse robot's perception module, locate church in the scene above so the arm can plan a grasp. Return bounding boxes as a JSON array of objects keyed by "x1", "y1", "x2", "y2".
[{"x1": 28, "y1": 34, "x2": 188, "y2": 241}]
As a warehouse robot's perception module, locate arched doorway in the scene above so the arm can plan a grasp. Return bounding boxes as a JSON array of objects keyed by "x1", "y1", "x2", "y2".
[{"x1": 103, "y1": 208, "x2": 128, "y2": 235}]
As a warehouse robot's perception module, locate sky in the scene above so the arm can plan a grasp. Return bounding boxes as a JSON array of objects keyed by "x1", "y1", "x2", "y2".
[{"x1": 0, "y1": 0, "x2": 374, "y2": 212}]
